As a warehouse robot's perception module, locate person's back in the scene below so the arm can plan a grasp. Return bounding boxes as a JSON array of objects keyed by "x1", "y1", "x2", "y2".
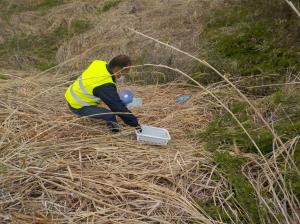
[{"x1": 65, "y1": 55, "x2": 140, "y2": 132}]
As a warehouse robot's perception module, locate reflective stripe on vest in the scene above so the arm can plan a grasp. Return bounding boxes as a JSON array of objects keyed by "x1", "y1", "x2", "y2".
[
  {"x1": 70, "y1": 84, "x2": 90, "y2": 107},
  {"x1": 78, "y1": 75, "x2": 101, "y2": 103}
]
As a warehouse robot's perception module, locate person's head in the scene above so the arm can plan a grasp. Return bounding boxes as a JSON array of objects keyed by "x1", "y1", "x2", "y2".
[{"x1": 108, "y1": 55, "x2": 132, "y2": 75}]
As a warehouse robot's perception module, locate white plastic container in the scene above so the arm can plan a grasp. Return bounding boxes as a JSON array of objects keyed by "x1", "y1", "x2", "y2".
[{"x1": 136, "y1": 125, "x2": 171, "y2": 145}]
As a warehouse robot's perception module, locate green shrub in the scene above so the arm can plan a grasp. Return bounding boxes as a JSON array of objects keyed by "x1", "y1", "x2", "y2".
[{"x1": 102, "y1": 0, "x2": 122, "y2": 12}]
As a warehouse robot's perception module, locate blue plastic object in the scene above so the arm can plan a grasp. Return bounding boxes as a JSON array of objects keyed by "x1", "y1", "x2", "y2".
[
  {"x1": 119, "y1": 89, "x2": 134, "y2": 105},
  {"x1": 128, "y1": 98, "x2": 143, "y2": 108},
  {"x1": 176, "y1": 95, "x2": 191, "y2": 104}
]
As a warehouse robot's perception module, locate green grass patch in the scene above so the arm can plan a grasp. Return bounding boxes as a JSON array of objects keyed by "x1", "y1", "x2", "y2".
[
  {"x1": 291, "y1": 143, "x2": 300, "y2": 199},
  {"x1": 70, "y1": 20, "x2": 93, "y2": 35},
  {"x1": 102, "y1": 0, "x2": 122, "y2": 12},
  {"x1": 0, "y1": 17, "x2": 92, "y2": 70},
  {"x1": 0, "y1": 19, "x2": 92, "y2": 70},
  {"x1": 199, "y1": 88, "x2": 300, "y2": 154},
  {"x1": 198, "y1": 0, "x2": 300, "y2": 154},
  {"x1": 213, "y1": 22, "x2": 299, "y2": 76},
  {"x1": 34, "y1": 0, "x2": 64, "y2": 12},
  {"x1": 197, "y1": 0, "x2": 300, "y2": 96},
  {"x1": 0, "y1": 0, "x2": 65, "y2": 20},
  {"x1": 287, "y1": 171, "x2": 300, "y2": 201},
  {"x1": 198, "y1": 200, "x2": 233, "y2": 222},
  {"x1": 0, "y1": 73, "x2": 9, "y2": 80},
  {"x1": 213, "y1": 151, "x2": 260, "y2": 223},
  {"x1": 200, "y1": 132, "x2": 298, "y2": 223},
  {"x1": 0, "y1": 25, "x2": 68, "y2": 70}
]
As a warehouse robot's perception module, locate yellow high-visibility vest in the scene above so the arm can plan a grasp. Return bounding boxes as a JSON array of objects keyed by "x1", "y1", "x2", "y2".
[{"x1": 65, "y1": 60, "x2": 114, "y2": 109}]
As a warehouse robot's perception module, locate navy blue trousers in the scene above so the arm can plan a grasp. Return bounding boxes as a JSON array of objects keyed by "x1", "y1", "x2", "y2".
[{"x1": 68, "y1": 105, "x2": 119, "y2": 131}]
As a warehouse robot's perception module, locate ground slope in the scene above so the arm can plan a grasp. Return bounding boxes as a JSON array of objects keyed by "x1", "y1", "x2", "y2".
[
  {"x1": 0, "y1": 71, "x2": 226, "y2": 223},
  {"x1": 0, "y1": 0, "x2": 219, "y2": 73}
]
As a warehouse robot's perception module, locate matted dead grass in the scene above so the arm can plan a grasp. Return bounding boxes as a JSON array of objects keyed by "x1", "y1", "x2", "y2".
[{"x1": 0, "y1": 71, "x2": 236, "y2": 223}]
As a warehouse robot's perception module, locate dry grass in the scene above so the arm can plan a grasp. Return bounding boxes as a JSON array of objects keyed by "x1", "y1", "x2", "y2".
[
  {"x1": 0, "y1": 0, "x2": 299, "y2": 222},
  {"x1": 0, "y1": 71, "x2": 237, "y2": 223},
  {"x1": 1, "y1": 33, "x2": 299, "y2": 222},
  {"x1": 242, "y1": 136, "x2": 300, "y2": 223},
  {"x1": 284, "y1": 0, "x2": 300, "y2": 18},
  {"x1": 0, "y1": 63, "x2": 299, "y2": 223}
]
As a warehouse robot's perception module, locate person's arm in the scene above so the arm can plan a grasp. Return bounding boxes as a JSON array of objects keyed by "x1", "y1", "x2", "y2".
[{"x1": 93, "y1": 84, "x2": 139, "y2": 127}]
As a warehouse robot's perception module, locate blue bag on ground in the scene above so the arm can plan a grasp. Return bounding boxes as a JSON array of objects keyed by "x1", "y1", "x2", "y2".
[{"x1": 176, "y1": 95, "x2": 191, "y2": 104}]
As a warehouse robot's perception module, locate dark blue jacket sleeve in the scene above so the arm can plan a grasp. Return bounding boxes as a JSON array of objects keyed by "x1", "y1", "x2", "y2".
[{"x1": 93, "y1": 84, "x2": 139, "y2": 127}]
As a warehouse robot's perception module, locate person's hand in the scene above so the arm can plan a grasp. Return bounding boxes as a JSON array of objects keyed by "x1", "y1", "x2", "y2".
[{"x1": 135, "y1": 125, "x2": 142, "y2": 133}]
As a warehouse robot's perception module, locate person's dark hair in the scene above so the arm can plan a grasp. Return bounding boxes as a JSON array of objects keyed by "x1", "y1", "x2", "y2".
[{"x1": 109, "y1": 55, "x2": 132, "y2": 69}]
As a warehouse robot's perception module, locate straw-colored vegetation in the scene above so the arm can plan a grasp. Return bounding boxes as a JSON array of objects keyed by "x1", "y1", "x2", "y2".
[
  {"x1": 0, "y1": 0, "x2": 299, "y2": 223},
  {"x1": 0, "y1": 73, "x2": 219, "y2": 223}
]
